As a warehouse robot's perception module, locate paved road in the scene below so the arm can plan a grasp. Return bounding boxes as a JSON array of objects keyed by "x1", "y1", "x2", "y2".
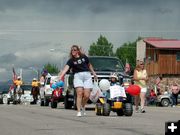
[{"x1": 0, "y1": 104, "x2": 179, "y2": 135}]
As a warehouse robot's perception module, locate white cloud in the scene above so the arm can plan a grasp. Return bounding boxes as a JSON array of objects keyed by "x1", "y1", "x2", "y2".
[{"x1": 0, "y1": 68, "x2": 6, "y2": 73}]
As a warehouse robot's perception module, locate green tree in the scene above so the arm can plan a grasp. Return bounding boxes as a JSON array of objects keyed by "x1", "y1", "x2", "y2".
[
  {"x1": 116, "y1": 41, "x2": 136, "y2": 70},
  {"x1": 43, "y1": 63, "x2": 59, "y2": 74},
  {"x1": 88, "y1": 35, "x2": 114, "y2": 56}
]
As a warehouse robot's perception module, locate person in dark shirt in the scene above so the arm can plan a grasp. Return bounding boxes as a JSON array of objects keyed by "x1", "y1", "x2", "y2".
[
  {"x1": 59, "y1": 45, "x2": 97, "y2": 117},
  {"x1": 170, "y1": 82, "x2": 180, "y2": 107}
]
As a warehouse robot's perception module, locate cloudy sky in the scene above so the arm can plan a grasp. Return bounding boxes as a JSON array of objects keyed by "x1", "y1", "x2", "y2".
[{"x1": 0, "y1": 0, "x2": 180, "y2": 82}]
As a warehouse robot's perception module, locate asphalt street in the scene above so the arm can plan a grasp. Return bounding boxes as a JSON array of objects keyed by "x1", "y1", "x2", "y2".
[{"x1": 0, "y1": 103, "x2": 179, "y2": 135}]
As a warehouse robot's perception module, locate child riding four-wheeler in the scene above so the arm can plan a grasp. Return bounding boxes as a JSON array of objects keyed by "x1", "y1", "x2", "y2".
[
  {"x1": 95, "y1": 79, "x2": 133, "y2": 116},
  {"x1": 50, "y1": 81, "x2": 64, "y2": 108}
]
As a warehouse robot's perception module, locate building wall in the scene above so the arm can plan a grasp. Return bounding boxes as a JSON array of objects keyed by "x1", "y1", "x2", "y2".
[
  {"x1": 148, "y1": 75, "x2": 180, "y2": 94},
  {"x1": 146, "y1": 49, "x2": 180, "y2": 75},
  {"x1": 136, "y1": 40, "x2": 146, "y2": 62}
]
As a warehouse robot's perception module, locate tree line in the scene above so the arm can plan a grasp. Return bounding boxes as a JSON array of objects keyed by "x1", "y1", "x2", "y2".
[{"x1": 44, "y1": 35, "x2": 139, "y2": 74}]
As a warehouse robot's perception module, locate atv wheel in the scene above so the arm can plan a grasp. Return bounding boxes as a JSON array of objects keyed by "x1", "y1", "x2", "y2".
[
  {"x1": 102, "y1": 103, "x2": 110, "y2": 116},
  {"x1": 124, "y1": 103, "x2": 133, "y2": 116},
  {"x1": 51, "y1": 101, "x2": 57, "y2": 108},
  {"x1": 116, "y1": 109, "x2": 124, "y2": 116},
  {"x1": 95, "y1": 103, "x2": 103, "y2": 115}
]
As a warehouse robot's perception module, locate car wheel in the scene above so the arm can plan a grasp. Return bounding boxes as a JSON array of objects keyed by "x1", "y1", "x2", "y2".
[
  {"x1": 40, "y1": 100, "x2": 44, "y2": 106},
  {"x1": 44, "y1": 98, "x2": 49, "y2": 106},
  {"x1": 64, "y1": 95, "x2": 73, "y2": 109},
  {"x1": 73, "y1": 91, "x2": 77, "y2": 110},
  {"x1": 161, "y1": 99, "x2": 170, "y2": 107}
]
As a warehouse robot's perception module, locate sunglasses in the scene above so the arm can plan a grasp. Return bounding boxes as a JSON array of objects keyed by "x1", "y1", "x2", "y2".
[{"x1": 71, "y1": 49, "x2": 78, "y2": 52}]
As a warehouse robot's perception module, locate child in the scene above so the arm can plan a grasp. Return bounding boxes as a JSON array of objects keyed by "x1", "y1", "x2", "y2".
[
  {"x1": 110, "y1": 72, "x2": 119, "y2": 86},
  {"x1": 170, "y1": 82, "x2": 179, "y2": 107},
  {"x1": 105, "y1": 73, "x2": 121, "y2": 99},
  {"x1": 148, "y1": 89, "x2": 157, "y2": 105}
]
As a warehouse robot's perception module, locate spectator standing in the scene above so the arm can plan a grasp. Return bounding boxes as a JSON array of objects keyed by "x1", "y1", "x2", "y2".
[
  {"x1": 170, "y1": 82, "x2": 180, "y2": 107},
  {"x1": 154, "y1": 76, "x2": 162, "y2": 96}
]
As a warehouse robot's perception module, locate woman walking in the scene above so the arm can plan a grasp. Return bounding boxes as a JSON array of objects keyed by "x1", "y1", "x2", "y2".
[
  {"x1": 133, "y1": 60, "x2": 148, "y2": 113},
  {"x1": 59, "y1": 45, "x2": 97, "y2": 117}
]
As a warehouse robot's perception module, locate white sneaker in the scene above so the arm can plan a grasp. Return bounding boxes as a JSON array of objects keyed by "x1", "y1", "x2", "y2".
[
  {"x1": 81, "y1": 108, "x2": 86, "y2": 116},
  {"x1": 135, "y1": 107, "x2": 139, "y2": 113},
  {"x1": 76, "y1": 112, "x2": 82, "y2": 117}
]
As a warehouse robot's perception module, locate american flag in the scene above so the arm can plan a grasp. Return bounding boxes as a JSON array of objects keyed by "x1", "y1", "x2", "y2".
[
  {"x1": 155, "y1": 77, "x2": 161, "y2": 85},
  {"x1": 12, "y1": 67, "x2": 17, "y2": 81},
  {"x1": 125, "y1": 59, "x2": 131, "y2": 73}
]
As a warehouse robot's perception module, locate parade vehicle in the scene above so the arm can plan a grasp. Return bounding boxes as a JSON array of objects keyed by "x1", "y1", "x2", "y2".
[
  {"x1": 50, "y1": 81, "x2": 64, "y2": 108},
  {"x1": 40, "y1": 75, "x2": 65, "y2": 107},
  {"x1": 95, "y1": 79, "x2": 133, "y2": 116},
  {"x1": 63, "y1": 56, "x2": 132, "y2": 109},
  {"x1": 6, "y1": 85, "x2": 24, "y2": 105}
]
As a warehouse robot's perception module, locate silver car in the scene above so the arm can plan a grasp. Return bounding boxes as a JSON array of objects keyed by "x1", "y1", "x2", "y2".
[{"x1": 156, "y1": 93, "x2": 180, "y2": 107}]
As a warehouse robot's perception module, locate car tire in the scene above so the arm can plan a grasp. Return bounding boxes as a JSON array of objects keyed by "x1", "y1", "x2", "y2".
[
  {"x1": 73, "y1": 90, "x2": 77, "y2": 110},
  {"x1": 44, "y1": 98, "x2": 49, "y2": 106},
  {"x1": 64, "y1": 95, "x2": 73, "y2": 109},
  {"x1": 40, "y1": 100, "x2": 44, "y2": 106},
  {"x1": 161, "y1": 98, "x2": 170, "y2": 107}
]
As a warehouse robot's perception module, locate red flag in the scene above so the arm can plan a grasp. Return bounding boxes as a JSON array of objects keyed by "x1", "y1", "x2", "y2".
[
  {"x1": 125, "y1": 59, "x2": 131, "y2": 73},
  {"x1": 12, "y1": 67, "x2": 17, "y2": 81}
]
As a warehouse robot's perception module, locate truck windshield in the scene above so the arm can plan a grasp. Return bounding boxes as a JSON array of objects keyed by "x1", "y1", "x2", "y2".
[{"x1": 89, "y1": 57, "x2": 124, "y2": 72}]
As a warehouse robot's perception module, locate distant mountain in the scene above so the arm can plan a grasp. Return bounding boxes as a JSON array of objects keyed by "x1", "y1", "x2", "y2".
[
  {"x1": 0, "y1": 80, "x2": 13, "y2": 92},
  {"x1": 0, "y1": 80, "x2": 13, "y2": 85}
]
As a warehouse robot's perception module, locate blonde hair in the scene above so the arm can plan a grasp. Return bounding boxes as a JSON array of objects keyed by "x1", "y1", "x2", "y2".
[
  {"x1": 172, "y1": 81, "x2": 178, "y2": 86},
  {"x1": 135, "y1": 60, "x2": 145, "y2": 71}
]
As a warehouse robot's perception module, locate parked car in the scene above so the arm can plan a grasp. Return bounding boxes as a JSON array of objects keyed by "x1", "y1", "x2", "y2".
[
  {"x1": 155, "y1": 93, "x2": 180, "y2": 107},
  {"x1": 63, "y1": 56, "x2": 132, "y2": 109}
]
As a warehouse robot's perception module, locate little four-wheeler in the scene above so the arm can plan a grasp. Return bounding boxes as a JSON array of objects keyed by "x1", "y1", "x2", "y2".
[
  {"x1": 50, "y1": 81, "x2": 64, "y2": 108},
  {"x1": 40, "y1": 74, "x2": 64, "y2": 108},
  {"x1": 7, "y1": 85, "x2": 24, "y2": 104},
  {"x1": 95, "y1": 79, "x2": 133, "y2": 116}
]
